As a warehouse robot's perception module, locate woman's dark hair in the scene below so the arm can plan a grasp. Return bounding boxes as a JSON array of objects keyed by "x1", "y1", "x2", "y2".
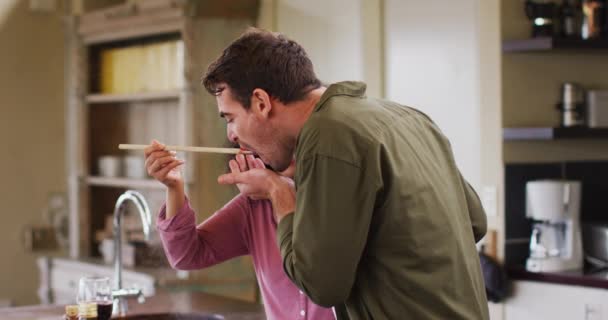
[{"x1": 202, "y1": 28, "x2": 321, "y2": 109}]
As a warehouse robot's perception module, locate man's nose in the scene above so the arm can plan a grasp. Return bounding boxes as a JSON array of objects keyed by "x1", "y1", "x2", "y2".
[{"x1": 227, "y1": 129, "x2": 238, "y2": 144}]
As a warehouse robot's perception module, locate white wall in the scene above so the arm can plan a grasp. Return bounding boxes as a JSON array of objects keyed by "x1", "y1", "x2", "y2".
[
  {"x1": 0, "y1": 0, "x2": 66, "y2": 305},
  {"x1": 385, "y1": 2, "x2": 504, "y2": 316},
  {"x1": 276, "y1": 0, "x2": 364, "y2": 84},
  {"x1": 385, "y1": 0, "x2": 482, "y2": 187},
  {"x1": 259, "y1": 0, "x2": 384, "y2": 97}
]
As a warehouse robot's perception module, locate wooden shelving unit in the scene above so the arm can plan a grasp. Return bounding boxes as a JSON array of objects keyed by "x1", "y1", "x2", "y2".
[
  {"x1": 503, "y1": 37, "x2": 608, "y2": 53},
  {"x1": 86, "y1": 91, "x2": 181, "y2": 104},
  {"x1": 63, "y1": 0, "x2": 260, "y2": 302},
  {"x1": 503, "y1": 127, "x2": 608, "y2": 140}
]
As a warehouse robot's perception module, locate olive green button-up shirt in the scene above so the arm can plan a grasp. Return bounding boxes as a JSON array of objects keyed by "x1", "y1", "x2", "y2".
[{"x1": 277, "y1": 81, "x2": 489, "y2": 320}]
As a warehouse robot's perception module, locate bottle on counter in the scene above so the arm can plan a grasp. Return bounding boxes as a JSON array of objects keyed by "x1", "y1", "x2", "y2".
[
  {"x1": 560, "y1": 0, "x2": 580, "y2": 38},
  {"x1": 581, "y1": 0, "x2": 606, "y2": 39},
  {"x1": 64, "y1": 305, "x2": 78, "y2": 320},
  {"x1": 78, "y1": 302, "x2": 98, "y2": 320},
  {"x1": 558, "y1": 82, "x2": 586, "y2": 127}
]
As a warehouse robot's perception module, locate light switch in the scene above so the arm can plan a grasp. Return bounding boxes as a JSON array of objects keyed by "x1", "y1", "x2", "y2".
[{"x1": 481, "y1": 186, "x2": 497, "y2": 217}]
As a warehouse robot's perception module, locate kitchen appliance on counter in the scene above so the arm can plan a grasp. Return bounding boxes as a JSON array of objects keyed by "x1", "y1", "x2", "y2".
[
  {"x1": 526, "y1": 180, "x2": 583, "y2": 272},
  {"x1": 586, "y1": 90, "x2": 608, "y2": 127},
  {"x1": 582, "y1": 222, "x2": 608, "y2": 267},
  {"x1": 557, "y1": 82, "x2": 586, "y2": 127},
  {"x1": 526, "y1": 0, "x2": 558, "y2": 37}
]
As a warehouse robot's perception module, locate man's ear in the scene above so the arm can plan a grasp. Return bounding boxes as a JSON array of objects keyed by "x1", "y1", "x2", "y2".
[{"x1": 251, "y1": 88, "x2": 273, "y2": 119}]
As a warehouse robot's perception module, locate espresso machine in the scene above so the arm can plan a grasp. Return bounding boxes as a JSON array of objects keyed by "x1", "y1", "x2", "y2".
[{"x1": 526, "y1": 180, "x2": 583, "y2": 272}]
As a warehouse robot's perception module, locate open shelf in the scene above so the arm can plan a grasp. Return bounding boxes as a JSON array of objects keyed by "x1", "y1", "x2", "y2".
[
  {"x1": 502, "y1": 37, "x2": 608, "y2": 53},
  {"x1": 85, "y1": 176, "x2": 164, "y2": 189},
  {"x1": 86, "y1": 91, "x2": 180, "y2": 104},
  {"x1": 503, "y1": 127, "x2": 608, "y2": 140}
]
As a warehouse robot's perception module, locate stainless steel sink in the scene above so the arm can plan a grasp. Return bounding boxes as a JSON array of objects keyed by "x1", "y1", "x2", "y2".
[{"x1": 116, "y1": 313, "x2": 225, "y2": 320}]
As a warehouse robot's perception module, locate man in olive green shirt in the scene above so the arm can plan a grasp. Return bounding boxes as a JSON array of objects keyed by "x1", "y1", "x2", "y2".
[{"x1": 206, "y1": 28, "x2": 489, "y2": 319}]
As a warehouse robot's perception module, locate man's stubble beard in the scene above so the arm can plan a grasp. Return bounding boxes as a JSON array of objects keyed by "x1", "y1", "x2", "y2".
[{"x1": 269, "y1": 133, "x2": 296, "y2": 172}]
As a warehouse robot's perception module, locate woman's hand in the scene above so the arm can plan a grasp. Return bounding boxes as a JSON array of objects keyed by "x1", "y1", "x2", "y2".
[{"x1": 144, "y1": 140, "x2": 185, "y2": 189}]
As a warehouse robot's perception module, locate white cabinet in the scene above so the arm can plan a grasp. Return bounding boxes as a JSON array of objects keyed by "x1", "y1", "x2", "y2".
[
  {"x1": 489, "y1": 302, "x2": 504, "y2": 320},
  {"x1": 37, "y1": 257, "x2": 155, "y2": 305},
  {"x1": 505, "y1": 281, "x2": 608, "y2": 320}
]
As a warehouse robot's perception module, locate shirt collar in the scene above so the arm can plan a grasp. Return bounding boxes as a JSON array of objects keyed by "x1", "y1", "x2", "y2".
[{"x1": 314, "y1": 81, "x2": 367, "y2": 112}]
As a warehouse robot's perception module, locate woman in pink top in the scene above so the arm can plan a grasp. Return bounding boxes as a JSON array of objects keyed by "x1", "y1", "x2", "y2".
[{"x1": 145, "y1": 141, "x2": 335, "y2": 320}]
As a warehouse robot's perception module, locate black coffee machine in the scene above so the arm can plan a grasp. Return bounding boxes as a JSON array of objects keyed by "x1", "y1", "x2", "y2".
[{"x1": 526, "y1": 0, "x2": 558, "y2": 37}]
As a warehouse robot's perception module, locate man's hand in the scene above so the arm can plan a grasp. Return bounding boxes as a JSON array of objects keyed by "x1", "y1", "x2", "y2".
[
  {"x1": 144, "y1": 140, "x2": 185, "y2": 189},
  {"x1": 226, "y1": 154, "x2": 266, "y2": 198},
  {"x1": 219, "y1": 155, "x2": 295, "y2": 221},
  {"x1": 221, "y1": 154, "x2": 277, "y2": 199}
]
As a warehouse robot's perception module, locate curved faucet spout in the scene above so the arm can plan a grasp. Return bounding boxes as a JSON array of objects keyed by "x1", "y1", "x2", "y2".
[{"x1": 113, "y1": 190, "x2": 152, "y2": 316}]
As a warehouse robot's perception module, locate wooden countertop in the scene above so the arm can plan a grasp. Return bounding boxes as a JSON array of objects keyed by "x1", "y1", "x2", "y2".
[{"x1": 0, "y1": 290, "x2": 265, "y2": 320}]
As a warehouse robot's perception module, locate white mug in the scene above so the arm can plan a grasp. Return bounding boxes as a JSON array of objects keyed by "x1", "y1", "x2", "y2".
[
  {"x1": 124, "y1": 155, "x2": 146, "y2": 179},
  {"x1": 98, "y1": 156, "x2": 121, "y2": 177}
]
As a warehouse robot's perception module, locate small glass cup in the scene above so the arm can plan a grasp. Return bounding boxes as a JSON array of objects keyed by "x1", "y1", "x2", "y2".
[{"x1": 77, "y1": 276, "x2": 113, "y2": 320}]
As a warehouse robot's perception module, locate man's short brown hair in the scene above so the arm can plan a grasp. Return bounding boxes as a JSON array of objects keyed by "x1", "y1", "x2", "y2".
[{"x1": 202, "y1": 28, "x2": 321, "y2": 109}]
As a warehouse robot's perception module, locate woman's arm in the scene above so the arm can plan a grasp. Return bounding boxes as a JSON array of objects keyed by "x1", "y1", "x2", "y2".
[{"x1": 157, "y1": 194, "x2": 250, "y2": 269}]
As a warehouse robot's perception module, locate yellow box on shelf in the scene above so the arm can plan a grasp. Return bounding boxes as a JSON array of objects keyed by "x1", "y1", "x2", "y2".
[
  {"x1": 170, "y1": 40, "x2": 185, "y2": 90},
  {"x1": 125, "y1": 46, "x2": 135, "y2": 94},
  {"x1": 98, "y1": 39, "x2": 183, "y2": 95},
  {"x1": 113, "y1": 47, "x2": 126, "y2": 94},
  {"x1": 160, "y1": 41, "x2": 172, "y2": 91},
  {"x1": 144, "y1": 42, "x2": 163, "y2": 92},
  {"x1": 174, "y1": 40, "x2": 184, "y2": 90},
  {"x1": 100, "y1": 49, "x2": 114, "y2": 93}
]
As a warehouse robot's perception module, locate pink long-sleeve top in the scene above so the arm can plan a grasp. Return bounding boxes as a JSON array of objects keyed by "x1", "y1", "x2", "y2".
[{"x1": 156, "y1": 194, "x2": 335, "y2": 320}]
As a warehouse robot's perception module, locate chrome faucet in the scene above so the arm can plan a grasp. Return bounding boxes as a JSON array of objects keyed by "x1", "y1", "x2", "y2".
[{"x1": 112, "y1": 190, "x2": 151, "y2": 316}]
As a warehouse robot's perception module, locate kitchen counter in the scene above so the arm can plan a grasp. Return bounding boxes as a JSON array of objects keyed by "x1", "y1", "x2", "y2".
[
  {"x1": 507, "y1": 266, "x2": 608, "y2": 290},
  {"x1": 38, "y1": 254, "x2": 188, "y2": 286},
  {"x1": 0, "y1": 290, "x2": 265, "y2": 320}
]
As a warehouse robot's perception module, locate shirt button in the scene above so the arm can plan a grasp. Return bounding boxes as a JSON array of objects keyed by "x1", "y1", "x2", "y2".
[
  {"x1": 300, "y1": 310, "x2": 306, "y2": 317},
  {"x1": 299, "y1": 290, "x2": 303, "y2": 295}
]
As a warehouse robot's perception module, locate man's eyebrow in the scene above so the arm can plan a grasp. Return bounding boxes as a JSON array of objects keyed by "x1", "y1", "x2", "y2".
[{"x1": 219, "y1": 112, "x2": 232, "y2": 118}]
